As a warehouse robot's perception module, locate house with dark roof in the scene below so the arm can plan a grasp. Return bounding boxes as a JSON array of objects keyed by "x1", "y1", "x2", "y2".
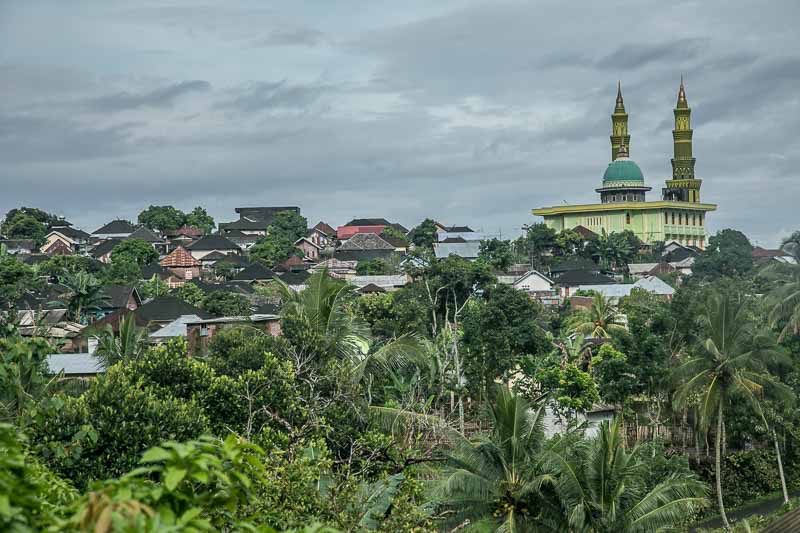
[
  {"x1": 436, "y1": 225, "x2": 482, "y2": 242},
  {"x1": 232, "y1": 263, "x2": 277, "y2": 282},
  {"x1": 571, "y1": 225, "x2": 598, "y2": 240},
  {"x1": 186, "y1": 314, "x2": 282, "y2": 356},
  {"x1": 93, "y1": 220, "x2": 136, "y2": 239},
  {"x1": 41, "y1": 239, "x2": 73, "y2": 256},
  {"x1": 141, "y1": 263, "x2": 184, "y2": 287},
  {"x1": 222, "y1": 229, "x2": 260, "y2": 250},
  {"x1": 219, "y1": 206, "x2": 301, "y2": 237},
  {"x1": 295, "y1": 237, "x2": 322, "y2": 260},
  {"x1": 276, "y1": 269, "x2": 312, "y2": 289},
  {"x1": 275, "y1": 254, "x2": 309, "y2": 272},
  {"x1": 335, "y1": 232, "x2": 396, "y2": 262},
  {"x1": 42, "y1": 224, "x2": 92, "y2": 254},
  {"x1": 548, "y1": 257, "x2": 601, "y2": 277},
  {"x1": 91, "y1": 285, "x2": 141, "y2": 321},
  {"x1": 752, "y1": 246, "x2": 797, "y2": 265},
  {"x1": 555, "y1": 270, "x2": 616, "y2": 298},
  {"x1": 91, "y1": 295, "x2": 213, "y2": 332},
  {"x1": 90, "y1": 238, "x2": 123, "y2": 263},
  {"x1": 186, "y1": 235, "x2": 240, "y2": 260}
]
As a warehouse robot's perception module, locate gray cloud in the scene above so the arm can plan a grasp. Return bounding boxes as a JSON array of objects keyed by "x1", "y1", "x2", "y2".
[
  {"x1": 215, "y1": 80, "x2": 332, "y2": 112},
  {"x1": 595, "y1": 39, "x2": 706, "y2": 70},
  {"x1": 254, "y1": 27, "x2": 327, "y2": 47},
  {"x1": 88, "y1": 80, "x2": 211, "y2": 112}
]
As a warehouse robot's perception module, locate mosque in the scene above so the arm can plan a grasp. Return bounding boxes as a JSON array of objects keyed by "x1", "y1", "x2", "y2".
[{"x1": 533, "y1": 80, "x2": 716, "y2": 248}]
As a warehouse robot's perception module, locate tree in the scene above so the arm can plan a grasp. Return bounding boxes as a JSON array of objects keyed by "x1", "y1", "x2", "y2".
[
  {"x1": 356, "y1": 258, "x2": 396, "y2": 275},
  {"x1": 693, "y1": 229, "x2": 754, "y2": 279},
  {"x1": 766, "y1": 263, "x2": 800, "y2": 341},
  {"x1": 673, "y1": 290, "x2": 790, "y2": 528},
  {"x1": 93, "y1": 313, "x2": 148, "y2": 367},
  {"x1": 0, "y1": 256, "x2": 38, "y2": 310},
  {"x1": 515, "y1": 223, "x2": 556, "y2": 268},
  {"x1": 250, "y1": 210, "x2": 308, "y2": 268},
  {"x1": 566, "y1": 293, "x2": 626, "y2": 338},
  {"x1": 408, "y1": 218, "x2": 438, "y2": 249},
  {"x1": 477, "y1": 238, "x2": 514, "y2": 271},
  {"x1": 435, "y1": 386, "x2": 554, "y2": 531},
  {"x1": 0, "y1": 336, "x2": 55, "y2": 424},
  {"x1": 38, "y1": 254, "x2": 102, "y2": 277},
  {"x1": 111, "y1": 238, "x2": 158, "y2": 266},
  {"x1": 595, "y1": 229, "x2": 637, "y2": 271},
  {"x1": 174, "y1": 282, "x2": 206, "y2": 306},
  {"x1": 137, "y1": 273, "x2": 169, "y2": 299},
  {"x1": 57, "y1": 270, "x2": 109, "y2": 323},
  {"x1": 137, "y1": 205, "x2": 186, "y2": 232},
  {"x1": 101, "y1": 257, "x2": 141, "y2": 285},
  {"x1": 201, "y1": 291, "x2": 251, "y2": 316},
  {"x1": 553, "y1": 229, "x2": 583, "y2": 256},
  {"x1": 185, "y1": 206, "x2": 215, "y2": 234},
  {"x1": 2, "y1": 213, "x2": 46, "y2": 245},
  {"x1": 781, "y1": 230, "x2": 800, "y2": 262},
  {"x1": 547, "y1": 418, "x2": 708, "y2": 531}
]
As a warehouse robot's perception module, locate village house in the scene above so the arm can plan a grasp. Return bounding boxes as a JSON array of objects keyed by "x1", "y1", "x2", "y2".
[
  {"x1": 90, "y1": 239, "x2": 123, "y2": 263},
  {"x1": 159, "y1": 246, "x2": 201, "y2": 287},
  {"x1": 186, "y1": 314, "x2": 282, "y2": 356},
  {"x1": 41, "y1": 221, "x2": 91, "y2": 254},
  {"x1": 336, "y1": 218, "x2": 408, "y2": 240},
  {"x1": 92, "y1": 219, "x2": 136, "y2": 240},
  {"x1": 308, "y1": 221, "x2": 336, "y2": 248},
  {"x1": 219, "y1": 206, "x2": 301, "y2": 238},
  {"x1": 335, "y1": 232, "x2": 397, "y2": 262},
  {"x1": 186, "y1": 234, "x2": 240, "y2": 260},
  {"x1": 295, "y1": 237, "x2": 322, "y2": 261}
]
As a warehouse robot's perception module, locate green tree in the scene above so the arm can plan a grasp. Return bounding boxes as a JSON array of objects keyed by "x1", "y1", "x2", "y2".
[
  {"x1": 547, "y1": 418, "x2": 708, "y2": 532},
  {"x1": 673, "y1": 290, "x2": 790, "y2": 528},
  {"x1": 2, "y1": 213, "x2": 47, "y2": 245},
  {"x1": 137, "y1": 205, "x2": 186, "y2": 232},
  {"x1": 693, "y1": 229, "x2": 754, "y2": 279},
  {"x1": 0, "y1": 256, "x2": 38, "y2": 310},
  {"x1": 137, "y1": 273, "x2": 169, "y2": 299},
  {"x1": 567, "y1": 293, "x2": 626, "y2": 338},
  {"x1": 0, "y1": 336, "x2": 55, "y2": 424},
  {"x1": 174, "y1": 282, "x2": 206, "y2": 306},
  {"x1": 356, "y1": 258, "x2": 396, "y2": 275},
  {"x1": 101, "y1": 257, "x2": 141, "y2": 285},
  {"x1": 435, "y1": 386, "x2": 553, "y2": 532},
  {"x1": 554, "y1": 229, "x2": 584, "y2": 256},
  {"x1": 477, "y1": 238, "x2": 515, "y2": 271},
  {"x1": 780, "y1": 230, "x2": 800, "y2": 261},
  {"x1": 408, "y1": 218, "x2": 438, "y2": 249},
  {"x1": 185, "y1": 206, "x2": 215, "y2": 234},
  {"x1": 38, "y1": 254, "x2": 102, "y2": 277},
  {"x1": 766, "y1": 263, "x2": 800, "y2": 341},
  {"x1": 201, "y1": 291, "x2": 251, "y2": 316},
  {"x1": 250, "y1": 210, "x2": 308, "y2": 268},
  {"x1": 515, "y1": 223, "x2": 556, "y2": 268},
  {"x1": 111, "y1": 238, "x2": 158, "y2": 266},
  {"x1": 57, "y1": 270, "x2": 109, "y2": 323},
  {"x1": 595, "y1": 229, "x2": 637, "y2": 271},
  {"x1": 93, "y1": 313, "x2": 148, "y2": 368}
]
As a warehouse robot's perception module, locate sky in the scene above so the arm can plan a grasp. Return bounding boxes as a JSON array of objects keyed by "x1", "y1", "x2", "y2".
[{"x1": 1, "y1": 0, "x2": 798, "y2": 246}]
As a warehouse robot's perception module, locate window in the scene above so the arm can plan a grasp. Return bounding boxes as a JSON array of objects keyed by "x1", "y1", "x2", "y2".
[
  {"x1": 678, "y1": 213, "x2": 682, "y2": 225},
  {"x1": 185, "y1": 270, "x2": 193, "y2": 280},
  {"x1": 692, "y1": 214, "x2": 696, "y2": 226},
  {"x1": 671, "y1": 212, "x2": 675, "y2": 225},
  {"x1": 699, "y1": 214, "x2": 703, "y2": 226},
  {"x1": 665, "y1": 212, "x2": 668, "y2": 224},
  {"x1": 626, "y1": 213, "x2": 631, "y2": 224}
]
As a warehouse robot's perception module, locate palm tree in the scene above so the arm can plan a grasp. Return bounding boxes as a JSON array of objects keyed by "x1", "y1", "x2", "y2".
[
  {"x1": 56, "y1": 270, "x2": 109, "y2": 323},
  {"x1": 434, "y1": 386, "x2": 558, "y2": 532},
  {"x1": 276, "y1": 270, "x2": 422, "y2": 385},
  {"x1": 673, "y1": 290, "x2": 789, "y2": 529},
  {"x1": 93, "y1": 313, "x2": 148, "y2": 368},
  {"x1": 567, "y1": 293, "x2": 626, "y2": 339},
  {"x1": 765, "y1": 262, "x2": 800, "y2": 341},
  {"x1": 546, "y1": 418, "x2": 708, "y2": 532}
]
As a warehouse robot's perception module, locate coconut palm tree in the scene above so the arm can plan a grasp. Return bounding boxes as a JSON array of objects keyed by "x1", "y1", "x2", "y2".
[
  {"x1": 765, "y1": 262, "x2": 800, "y2": 341},
  {"x1": 673, "y1": 290, "x2": 790, "y2": 529},
  {"x1": 56, "y1": 270, "x2": 109, "y2": 323},
  {"x1": 546, "y1": 417, "x2": 708, "y2": 532},
  {"x1": 434, "y1": 385, "x2": 558, "y2": 532},
  {"x1": 567, "y1": 293, "x2": 626, "y2": 339},
  {"x1": 93, "y1": 313, "x2": 148, "y2": 367}
]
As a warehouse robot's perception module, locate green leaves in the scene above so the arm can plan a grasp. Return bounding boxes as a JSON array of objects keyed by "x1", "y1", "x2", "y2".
[{"x1": 164, "y1": 467, "x2": 187, "y2": 491}]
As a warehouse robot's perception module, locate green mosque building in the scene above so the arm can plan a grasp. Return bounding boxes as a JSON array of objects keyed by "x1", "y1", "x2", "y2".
[{"x1": 533, "y1": 80, "x2": 716, "y2": 248}]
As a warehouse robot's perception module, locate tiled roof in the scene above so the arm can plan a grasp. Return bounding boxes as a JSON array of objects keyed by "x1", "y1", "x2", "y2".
[
  {"x1": 572, "y1": 225, "x2": 598, "y2": 239},
  {"x1": 136, "y1": 296, "x2": 213, "y2": 324},
  {"x1": 141, "y1": 263, "x2": 173, "y2": 280},
  {"x1": 380, "y1": 233, "x2": 409, "y2": 248},
  {"x1": 339, "y1": 233, "x2": 395, "y2": 251},
  {"x1": 443, "y1": 225, "x2": 474, "y2": 233},
  {"x1": 278, "y1": 270, "x2": 311, "y2": 285},
  {"x1": 358, "y1": 283, "x2": 386, "y2": 293},
  {"x1": 101, "y1": 285, "x2": 140, "y2": 309},
  {"x1": 199, "y1": 250, "x2": 229, "y2": 261},
  {"x1": 165, "y1": 226, "x2": 203, "y2": 237},
  {"x1": 48, "y1": 226, "x2": 91, "y2": 241},
  {"x1": 557, "y1": 270, "x2": 616, "y2": 286},
  {"x1": 752, "y1": 246, "x2": 789, "y2": 258},
  {"x1": 232, "y1": 263, "x2": 277, "y2": 281},
  {"x1": 93, "y1": 219, "x2": 136, "y2": 235},
  {"x1": 186, "y1": 234, "x2": 239, "y2": 251},
  {"x1": 275, "y1": 255, "x2": 306, "y2": 271},
  {"x1": 441, "y1": 237, "x2": 466, "y2": 243},
  {"x1": 345, "y1": 218, "x2": 392, "y2": 227},
  {"x1": 128, "y1": 226, "x2": 163, "y2": 242},
  {"x1": 160, "y1": 246, "x2": 201, "y2": 267}
]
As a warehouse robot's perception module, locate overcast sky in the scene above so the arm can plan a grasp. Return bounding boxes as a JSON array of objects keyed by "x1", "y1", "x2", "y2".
[{"x1": 1, "y1": 1, "x2": 798, "y2": 246}]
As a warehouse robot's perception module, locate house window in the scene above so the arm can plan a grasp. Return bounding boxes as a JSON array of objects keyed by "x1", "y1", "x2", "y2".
[
  {"x1": 185, "y1": 270, "x2": 193, "y2": 280},
  {"x1": 699, "y1": 214, "x2": 703, "y2": 226},
  {"x1": 671, "y1": 212, "x2": 675, "y2": 225},
  {"x1": 679, "y1": 213, "x2": 683, "y2": 225},
  {"x1": 664, "y1": 212, "x2": 668, "y2": 224},
  {"x1": 692, "y1": 214, "x2": 696, "y2": 226},
  {"x1": 626, "y1": 213, "x2": 631, "y2": 224}
]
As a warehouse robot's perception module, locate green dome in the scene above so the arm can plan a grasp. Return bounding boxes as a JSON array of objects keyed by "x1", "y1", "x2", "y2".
[{"x1": 602, "y1": 158, "x2": 644, "y2": 185}]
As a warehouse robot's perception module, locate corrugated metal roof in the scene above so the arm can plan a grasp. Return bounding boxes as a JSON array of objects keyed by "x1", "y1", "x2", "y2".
[
  {"x1": 350, "y1": 275, "x2": 408, "y2": 288},
  {"x1": 149, "y1": 314, "x2": 202, "y2": 340},
  {"x1": 47, "y1": 353, "x2": 104, "y2": 376}
]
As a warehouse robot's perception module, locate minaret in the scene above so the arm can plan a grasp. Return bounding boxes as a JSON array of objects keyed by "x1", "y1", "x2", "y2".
[
  {"x1": 664, "y1": 77, "x2": 702, "y2": 202},
  {"x1": 610, "y1": 81, "x2": 630, "y2": 161}
]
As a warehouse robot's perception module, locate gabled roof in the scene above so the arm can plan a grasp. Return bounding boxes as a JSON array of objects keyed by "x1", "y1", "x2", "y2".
[
  {"x1": 232, "y1": 263, "x2": 277, "y2": 281},
  {"x1": 294, "y1": 237, "x2": 322, "y2": 249},
  {"x1": 312, "y1": 221, "x2": 336, "y2": 235},
  {"x1": 141, "y1": 263, "x2": 173, "y2": 280},
  {"x1": 189, "y1": 280, "x2": 255, "y2": 295},
  {"x1": 339, "y1": 233, "x2": 395, "y2": 251},
  {"x1": 214, "y1": 254, "x2": 252, "y2": 267},
  {"x1": 344, "y1": 218, "x2": 393, "y2": 227},
  {"x1": 442, "y1": 225, "x2": 474, "y2": 233},
  {"x1": 136, "y1": 296, "x2": 213, "y2": 324},
  {"x1": 160, "y1": 246, "x2": 201, "y2": 267},
  {"x1": 90, "y1": 238, "x2": 123, "y2": 258},
  {"x1": 572, "y1": 225, "x2": 598, "y2": 239},
  {"x1": 441, "y1": 236, "x2": 467, "y2": 243},
  {"x1": 663, "y1": 247, "x2": 697, "y2": 263},
  {"x1": 149, "y1": 314, "x2": 202, "y2": 340},
  {"x1": 128, "y1": 226, "x2": 163, "y2": 242},
  {"x1": 350, "y1": 275, "x2": 408, "y2": 289},
  {"x1": 278, "y1": 270, "x2": 311, "y2": 285},
  {"x1": 275, "y1": 255, "x2": 306, "y2": 272},
  {"x1": 101, "y1": 285, "x2": 141, "y2": 309},
  {"x1": 186, "y1": 234, "x2": 239, "y2": 251},
  {"x1": 93, "y1": 219, "x2": 136, "y2": 235},
  {"x1": 48, "y1": 226, "x2": 91, "y2": 242},
  {"x1": 199, "y1": 250, "x2": 229, "y2": 261},
  {"x1": 380, "y1": 233, "x2": 410, "y2": 248},
  {"x1": 556, "y1": 270, "x2": 616, "y2": 286},
  {"x1": 358, "y1": 283, "x2": 386, "y2": 294},
  {"x1": 512, "y1": 270, "x2": 554, "y2": 288}
]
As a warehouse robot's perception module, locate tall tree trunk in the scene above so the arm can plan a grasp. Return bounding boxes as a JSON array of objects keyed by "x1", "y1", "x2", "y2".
[
  {"x1": 774, "y1": 429, "x2": 789, "y2": 504},
  {"x1": 716, "y1": 402, "x2": 730, "y2": 529}
]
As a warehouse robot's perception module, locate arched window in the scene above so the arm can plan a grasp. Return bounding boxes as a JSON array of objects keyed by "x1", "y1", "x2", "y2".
[
  {"x1": 671, "y1": 212, "x2": 675, "y2": 225},
  {"x1": 699, "y1": 214, "x2": 703, "y2": 226},
  {"x1": 626, "y1": 212, "x2": 631, "y2": 224},
  {"x1": 678, "y1": 213, "x2": 682, "y2": 225},
  {"x1": 664, "y1": 212, "x2": 668, "y2": 224},
  {"x1": 692, "y1": 214, "x2": 696, "y2": 226}
]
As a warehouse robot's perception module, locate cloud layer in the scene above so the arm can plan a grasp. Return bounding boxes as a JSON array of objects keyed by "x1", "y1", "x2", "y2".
[{"x1": 0, "y1": 0, "x2": 798, "y2": 246}]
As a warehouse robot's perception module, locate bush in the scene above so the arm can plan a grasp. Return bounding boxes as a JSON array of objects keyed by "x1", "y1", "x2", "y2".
[
  {"x1": 206, "y1": 326, "x2": 294, "y2": 376},
  {"x1": 693, "y1": 449, "x2": 784, "y2": 509}
]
